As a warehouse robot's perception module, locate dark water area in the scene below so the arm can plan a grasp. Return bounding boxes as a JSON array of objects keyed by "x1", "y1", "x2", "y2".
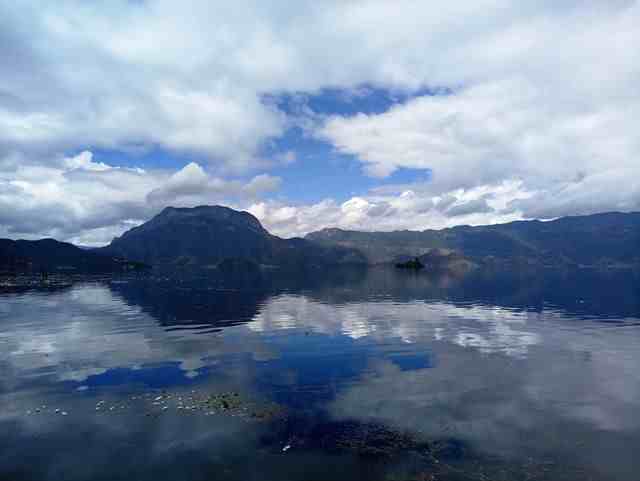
[{"x1": 1, "y1": 267, "x2": 639, "y2": 481}]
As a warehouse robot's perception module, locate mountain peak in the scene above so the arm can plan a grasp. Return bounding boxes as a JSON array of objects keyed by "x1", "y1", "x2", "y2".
[
  {"x1": 102, "y1": 204, "x2": 365, "y2": 268},
  {"x1": 159, "y1": 205, "x2": 235, "y2": 215},
  {"x1": 158, "y1": 204, "x2": 253, "y2": 218},
  {"x1": 152, "y1": 205, "x2": 266, "y2": 233},
  {"x1": 104, "y1": 205, "x2": 271, "y2": 266},
  {"x1": 305, "y1": 227, "x2": 347, "y2": 239}
]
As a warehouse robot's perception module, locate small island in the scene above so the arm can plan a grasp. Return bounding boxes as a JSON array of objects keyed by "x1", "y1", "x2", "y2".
[{"x1": 395, "y1": 257, "x2": 424, "y2": 270}]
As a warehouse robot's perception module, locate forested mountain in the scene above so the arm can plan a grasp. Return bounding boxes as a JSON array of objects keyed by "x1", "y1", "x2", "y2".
[
  {"x1": 306, "y1": 212, "x2": 640, "y2": 267},
  {"x1": 3, "y1": 209, "x2": 637, "y2": 275},
  {"x1": 0, "y1": 239, "x2": 145, "y2": 274},
  {"x1": 101, "y1": 205, "x2": 366, "y2": 268}
]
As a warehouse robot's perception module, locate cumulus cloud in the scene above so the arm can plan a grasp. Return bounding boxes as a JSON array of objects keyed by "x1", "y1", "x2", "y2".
[
  {"x1": 146, "y1": 162, "x2": 281, "y2": 207},
  {"x1": 0, "y1": 1, "x2": 638, "y2": 239},
  {"x1": 0, "y1": 1, "x2": 288, "y2": 171},
  {"x1": 63, "y1": 151, "x2": 112, "y2": 172},
  {"x1": 249, "y1": 180, "x2": 528, "y2": 237},
  {"x1": 3, "y1": 2, "x2": 638, "y2": 160},
  {"x1": 318, "y1": 75, "x2": 640, "y2": 218},
  {"x1": 509, "y1": 169, "x2": 640, "y2": 218},
  {"x1": 309, "y1": 2, "x2": 640, "y2": 219},
  {"x1": 0, "y1": 151, "x2": 281, "y2": 245},
  {"x1": 445, "y1": 198, "x2": 493, "y2": 217}
]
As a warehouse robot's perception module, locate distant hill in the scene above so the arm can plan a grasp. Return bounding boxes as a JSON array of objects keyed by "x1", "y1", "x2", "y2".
[
  {"x1": 4, "y1": 209, "x2": 637, "y2": 275},
  {"x1": 306, "y1": 212, "x2": 640, "y2": 268},
  {"x1": 100, "y1": 205, "x2": 366, "y2": 268},
  {"x1": 0, "y1": 238, "x2": 147, "y2": 274}
]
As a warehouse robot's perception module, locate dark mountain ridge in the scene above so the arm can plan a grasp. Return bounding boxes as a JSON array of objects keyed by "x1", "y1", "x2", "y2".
[
  {"x1": 0, "y1": 238, "x2": 146, "y2": 275},
  {"x1": 306, "y1": 211, "x2": 640, "y2": 267},
  {"x1": 101, "y1": 205, "x2": 366, "y2": 268},
  {"x1": 2, "y1": 208, "x2": 638, "y2": 275}
]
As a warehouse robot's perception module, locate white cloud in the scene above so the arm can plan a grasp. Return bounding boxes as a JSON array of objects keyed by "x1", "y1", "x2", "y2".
[
  {"x1": 146, "y1": 162, "x2": 281, "y2": 207},
  {"x1": 0, "y1": 151, "x2": 281, "y2": 245},
  {"x1": 0, "y1": 0, "x2": 638, "y2": 238},
  {"x1": 3, "y1": 2, "x2": 638, "y2": 163},
  {"x1": 64, "y1": 151, "x2": 118, "y2": 172},
  {"x1": 318, "y1": 75, "x2": 640, "y2": 217},
  {"x1": 249, "y1": 180, "x2": 529, "y2": 238}
]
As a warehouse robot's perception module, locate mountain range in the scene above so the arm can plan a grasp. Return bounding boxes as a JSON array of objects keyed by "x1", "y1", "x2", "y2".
[
  {"x1": 99, "y1": 205, "x2": 366, "y2": 269},
  {"x1": 0, "y1": 238, "x2": 146, "y2": 275},
  {"x1": 306, "y1": 211, "x2": 640, "y2": 268},
  {"x1": 1, "y1": 206, "x2": 639, "y2": 275}
]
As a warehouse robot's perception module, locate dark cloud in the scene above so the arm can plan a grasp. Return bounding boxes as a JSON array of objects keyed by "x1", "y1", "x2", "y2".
[{"x1": 445, "y1": 198, "x2": 494, "y2": 217}]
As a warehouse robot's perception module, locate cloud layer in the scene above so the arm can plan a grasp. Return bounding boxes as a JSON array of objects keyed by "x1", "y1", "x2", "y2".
[
  {"x1": 0, "y1": 151, "x2": 280, "y2": 245},
  {"x1": 1, "y1": 1, "x2": 638, "y2": 241}
]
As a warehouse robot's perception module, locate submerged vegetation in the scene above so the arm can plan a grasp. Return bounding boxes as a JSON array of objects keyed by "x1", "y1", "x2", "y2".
[{"x1": 20, "y1": 387, "x2": 578, "y2": 480}]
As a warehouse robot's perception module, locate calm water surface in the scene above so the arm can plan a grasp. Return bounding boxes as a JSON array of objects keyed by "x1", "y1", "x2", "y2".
[{"x1": 1, "y1": 268, "x2": 639, "y2": 481}]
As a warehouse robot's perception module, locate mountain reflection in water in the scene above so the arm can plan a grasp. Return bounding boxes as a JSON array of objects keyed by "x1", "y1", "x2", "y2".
[{"x1": 1, "y1": 267, "x2": 639, "y2": 481}]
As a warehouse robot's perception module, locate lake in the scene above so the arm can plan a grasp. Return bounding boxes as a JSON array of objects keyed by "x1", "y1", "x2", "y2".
[{"x1": 1, "y1": 267, "x2": 639, "y2": 480}]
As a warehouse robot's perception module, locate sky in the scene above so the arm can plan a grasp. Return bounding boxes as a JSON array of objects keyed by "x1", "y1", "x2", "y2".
[{"x1": 0, "y1": 0, "x2": 639, "y2": 246}]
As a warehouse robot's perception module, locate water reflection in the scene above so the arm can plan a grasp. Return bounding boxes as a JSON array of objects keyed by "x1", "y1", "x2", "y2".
[{"x1": 1, "y1": 267, "x2": 639, "y2": 480}]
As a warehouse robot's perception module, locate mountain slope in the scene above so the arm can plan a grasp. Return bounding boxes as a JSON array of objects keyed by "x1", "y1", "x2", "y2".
[
  {"x1": 0, "y1": 239, "x2": 146, "y2": 274},
  {"x1": 306, "y1": 212, "x2": 640, "y2": 267},
  {"x1": 4, "y1": 210, "x2": 636, "y2": 274},
  {"x1": 102, "y1": 205, "x2": 366, "y2": 268}
]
